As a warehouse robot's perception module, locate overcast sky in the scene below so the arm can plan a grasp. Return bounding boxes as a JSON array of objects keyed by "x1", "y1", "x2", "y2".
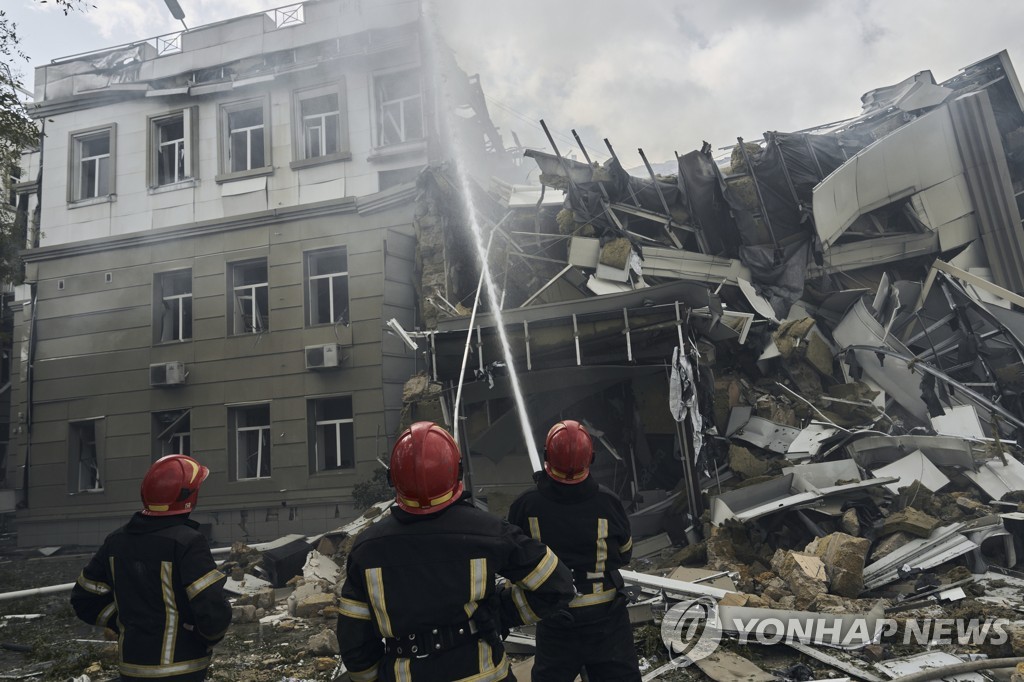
[{"x1": 7, "y1": 0, "x2": 1024, "y2": 168}]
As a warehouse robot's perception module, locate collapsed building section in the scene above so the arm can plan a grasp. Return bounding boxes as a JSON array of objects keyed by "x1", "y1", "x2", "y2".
[{"x1": 406, "y1": 50, "x2": 1024, "y2": 572}]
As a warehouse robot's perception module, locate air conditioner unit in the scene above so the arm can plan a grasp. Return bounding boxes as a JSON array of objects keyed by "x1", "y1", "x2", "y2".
[
  {"x1": 150, "y1": 361, "x2": 187, "y2": 386},
  {"x1": 305, "y1": 343, "x2": 342, "y2": 370}
]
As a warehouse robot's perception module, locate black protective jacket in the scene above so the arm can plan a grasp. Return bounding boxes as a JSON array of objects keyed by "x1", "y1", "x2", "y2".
[
  {"x1": 508, "y1": 475, "x2": 633, "y2": 623},
  {"x1": 70, "y1": 513, "x2": 231, "y2": 681},
  {"x1": 337, "y1": 495, "x2": 575, "y2": 682}
]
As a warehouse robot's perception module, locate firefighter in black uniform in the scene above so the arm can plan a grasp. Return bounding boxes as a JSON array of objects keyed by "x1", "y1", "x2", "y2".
[
  {"x1": 71, "y1": 454, "x2": 231, "y2": 682},
  {"x1": 337, "y1": 421, "x2": 576, "y2": 682},
  {"x1": 508, "y1": 420, "x2": 641, "y2": 682}
]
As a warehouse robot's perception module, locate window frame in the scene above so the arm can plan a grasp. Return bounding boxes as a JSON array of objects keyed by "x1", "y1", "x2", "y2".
[
  {"x1": 373, "y1": 68, "x2": 424, "y2": 149},
  {"x1": 217, "y1": 97, "x2": 273, "y2": 183},
  {"x1": 153, "y1": 269, "x2": 193, "y2": 344},
  {"x1": 229, "y1": 403, "x2": 272, "y2": 481},
  {"x1": 68, "y1": 418, "x2": 105, "y2": 494},
  {"x1": 290, "y1": 82, "x2": 350, "y2": 170},
  {"x1": 308, "y1": 395, "x2": 355, "y2": 473},
  {"x1": 67, "y1": 124, "x2": 116, "y2": 205},
  {"x1": 152, "y1": 409, "x2": 191, "y2": 461},
  {"x1": 228, "y1": 258, "x2": 269, "y2": 336},
  {"x1": 147, "y1": 107, "x2": 199, "y2": 190},
  {"x1": 304, "y1": 246, "x2": 349, "y2": 328}
]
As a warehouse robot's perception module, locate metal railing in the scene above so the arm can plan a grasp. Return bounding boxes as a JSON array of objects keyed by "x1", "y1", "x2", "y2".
[{"x1": 50, "y1": 1, "x2": 307, "y2": 65}]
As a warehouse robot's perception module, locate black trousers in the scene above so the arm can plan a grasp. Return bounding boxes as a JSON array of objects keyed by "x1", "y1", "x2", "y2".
[{"x1": 532, "y1": 600, "x2": 640, "y2": 682}]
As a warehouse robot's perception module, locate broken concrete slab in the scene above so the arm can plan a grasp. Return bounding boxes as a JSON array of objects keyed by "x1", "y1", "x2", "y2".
[
  {"x1": 728, "y1": 444, "x2": 770, "y2": 479},
  {"x1": 771, "y1": 550, "x2": 829, "y2": 607},
  {"x1": 882, "y1": 508, "x2": 942, "y2": 538},
  {"x1": 302, "y1": 550, "x2": 341, "y2": 586},
  {"x1": 806, "y1": 533, "x2": 870, "y2": 598},
  {"x1": 307, "y1": 629, "x2": 340, "y2": 656}
]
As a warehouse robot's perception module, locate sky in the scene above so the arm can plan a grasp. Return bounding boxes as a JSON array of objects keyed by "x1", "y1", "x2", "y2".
[{"x1": 6, "y1": 0, "x2": 1024, "y2": 168}]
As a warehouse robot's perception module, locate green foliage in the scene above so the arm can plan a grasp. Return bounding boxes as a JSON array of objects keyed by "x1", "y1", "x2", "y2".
[
  {"x1": 351, "y1": 466, "x2": 392, "y2": 510},
  {"x1": 0, "y1": 1, "x2": 91, "y2": 284}
]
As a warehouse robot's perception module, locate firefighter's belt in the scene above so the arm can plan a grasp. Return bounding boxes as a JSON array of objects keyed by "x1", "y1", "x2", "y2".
[{"x1": 385, "y1": 620, "x2": 480, "y2": 658}]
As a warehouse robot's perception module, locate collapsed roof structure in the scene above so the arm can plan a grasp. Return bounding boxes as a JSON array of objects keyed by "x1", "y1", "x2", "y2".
[
  {"x1": 407, "y1": 49, "x2": 1024, "y2": 507},
  {"x1": 394, "y1": 47, "x2": 1024, "y2": 677}
]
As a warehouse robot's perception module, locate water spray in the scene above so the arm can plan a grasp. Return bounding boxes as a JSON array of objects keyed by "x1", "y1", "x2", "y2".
[{"x1": 421, "y1": 2, "x2": 542, "y2": 474}]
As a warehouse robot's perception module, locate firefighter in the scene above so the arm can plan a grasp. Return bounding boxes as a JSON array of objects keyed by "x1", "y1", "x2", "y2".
[
  {"x1": 70, "y1": 454, "x2": 231, "y2": 682},
  {"x1": 508, "y1": 420, "x2": 641, "y2": 682},
  {"x1": 337, "y1": 421, "x2": 576, "y2": 682}
]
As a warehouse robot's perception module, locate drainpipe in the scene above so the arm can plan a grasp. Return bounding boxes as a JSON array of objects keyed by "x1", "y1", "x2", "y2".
[{"x1": 18, "y1": 286, "x2": 37, "y2": 509}]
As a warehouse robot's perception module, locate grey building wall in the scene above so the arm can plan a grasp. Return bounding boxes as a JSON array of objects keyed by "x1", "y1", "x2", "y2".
[{"x1": 9, "y1": 198, "x2": 417, "y2": 546}]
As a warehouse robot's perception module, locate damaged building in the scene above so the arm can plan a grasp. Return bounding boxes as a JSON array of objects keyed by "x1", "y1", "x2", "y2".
[
  {"x1": 3, "y1": 0, "x2": 519, "y2": 547},
  {"x1": 405, "y1": 49, "x2": 1024, "y2": 619}
]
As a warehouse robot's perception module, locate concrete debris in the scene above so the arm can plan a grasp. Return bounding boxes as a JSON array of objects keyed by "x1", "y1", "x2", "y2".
[
  {"x1": 306, "y1": 629, "x2": 340, "y2": 656},
  {"x1": 806, "y1": 533, "x2": 870, "y2": 598}
]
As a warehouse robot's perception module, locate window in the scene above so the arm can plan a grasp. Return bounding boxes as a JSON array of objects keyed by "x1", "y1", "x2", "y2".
[
  {"x1": 229, "y1": 259, "x2": 269, "y2": 335},
  {"x1": 7, "y1": 165, "x2": 21, "y2": 207},
  {"x1": 69, "y1": 419, "x2": 104, "y2": 492},
  {"x1": 308, "y1": 396, "x2": 354, "y2": 471},
  {"x1": 219, "y1": 99, "x2": 271, "y2": 176},
  {"x1": 69, "y1": 125, "x2": 116, "y2": 202},
  {"x1": 155, "y1": 270, "x2": 193, "y2": 343},
  {"x1": 292, "y1": 84, "x2": 348, "y2": 167},
  {"x1": 148, "y1": 108, "x2": 197, "y2": 187},
  {"x1": 230, "y1": 404, "x2": 271, "y2": 480},
  {"x1": 305, "y1": 247, "x2": 349, "y2": 327},
  {"x1": 153, "y1": 410, "x2": 191, "y2": 460},
  {"x1": 375, "y1": 69, "x2": 423, "y2": 147}
]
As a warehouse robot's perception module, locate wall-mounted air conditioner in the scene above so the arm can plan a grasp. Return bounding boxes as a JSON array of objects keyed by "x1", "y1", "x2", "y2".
[
  {"x1": 305, "y1": 343, "x2": 342, "y2": 370},
  {"x1": 150, "y1": 362, "x2": 187, "y2": 387}
]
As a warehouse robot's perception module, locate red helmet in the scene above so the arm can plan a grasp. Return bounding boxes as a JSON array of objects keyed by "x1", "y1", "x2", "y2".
[
  {"x1": 141, "y1": 454, "x2": 209, "y2": 516},
  {"x1": 544, "y1": 420, "x2": 593, "y2": 484},
  {"x1": 390, "y1": 422, "x2": 464, "y2": 515}
]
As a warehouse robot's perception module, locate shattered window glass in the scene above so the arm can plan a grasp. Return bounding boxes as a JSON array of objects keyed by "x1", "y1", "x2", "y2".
[
  {"x1": 233, "y1": 404, "x2": 271, "y2": 480},
  {"x1": 70, "y1": 420, "x2": 101, "y2": 492},
  {"x1": 231, "y1": 260, "x2": 269, "y2": 335},
  {"x1": 156, "y1": 270, "x2": 192, "y2": 342},
  {"x1": 376, "y1": 70, "x2": 423, "y2": 146},
  {"x1": 153, "y1": 410, "x2": 191, "y2": 459},
  {"x1": 155, "y1": 114, "x2": 187, "y2": 185},
  {"x1": 311, "y1": 396, "x2": 354, "y2": 471}
]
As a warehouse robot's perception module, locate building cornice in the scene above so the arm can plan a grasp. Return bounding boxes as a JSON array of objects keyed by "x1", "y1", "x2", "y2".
[{"x1": 21, "y1": 195, "x2": 370, "y2": 262}]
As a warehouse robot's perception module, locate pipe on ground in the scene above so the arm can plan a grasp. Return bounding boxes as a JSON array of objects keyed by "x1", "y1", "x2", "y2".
[{"x1": 888, "y1": 657, "x2": 1024, "y2": 682}]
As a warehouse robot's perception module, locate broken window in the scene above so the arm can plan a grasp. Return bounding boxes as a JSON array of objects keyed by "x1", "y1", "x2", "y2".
[
  {"x1": 231, "y1": 403, "x2": 271, "y2": 480},
  {"x1": 308, "y1": 396, "x2": 354, "y2": 471},
  {"x1": 305, "y1": 247, "x2": 349, "y2": 327},
  {"x1": 69, "y1": 126, "x2": 115, "y2": 202},
  {"x1": 149, "y1": 109, "x2": 196, "y2": 187},
  {"x1": 7, "y1": 164, "x2": 20, "y2": 207},
  {"x1": 292, "y1": 83, "x2": 347, "y2": 162},
  {"x1": 152, "y1": 409, "x2": 191, "y2": 459},
  {"x1": 69, "y1": 419, "x2": 103, "y2": 493},
  {"x1": 220, "y1": 99, "x2": 269, "y2": 174},
  {"x1": 375, "y1": 69, "x2": 423, "y2": 147},
  {"x1": 229, "y1": 259, "x2": 269, "y2": 335},
  {"x1": 155, "y1": 269, "x2": 192, "y2": 343}
]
